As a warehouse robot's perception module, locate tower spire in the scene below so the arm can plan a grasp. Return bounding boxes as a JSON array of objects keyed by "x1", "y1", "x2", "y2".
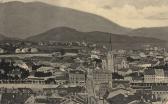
[
  {"x1": 106, "y1": 33, "x2": 114, "y2": 72},
  {"x1": 109, "y1": 34, "x2": 112, "y2": 52}
]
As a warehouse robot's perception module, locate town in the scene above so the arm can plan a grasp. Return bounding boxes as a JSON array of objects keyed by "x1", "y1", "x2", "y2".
[{"x1": 0, "y1": 39, "x2": 168, "y2": 104}]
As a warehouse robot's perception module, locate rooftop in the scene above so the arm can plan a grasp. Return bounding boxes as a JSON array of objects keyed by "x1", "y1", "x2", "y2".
[{"x1": 152, "y1": 86, "x2": 168, "y2": 91}]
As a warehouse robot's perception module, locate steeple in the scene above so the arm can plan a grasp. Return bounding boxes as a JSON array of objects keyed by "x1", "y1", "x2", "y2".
[
  {"x1": 107, "y1": 34, "x2": 114, "y2": 72},
  {"x1": 109, "y1": 34, "x2": 112, "y2": 52}
]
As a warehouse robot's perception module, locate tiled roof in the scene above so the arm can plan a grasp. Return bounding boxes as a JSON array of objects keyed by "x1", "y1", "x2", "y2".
[
  {"x1": 152, "y1": 86, "x2": 168, "y2": 91},
  {"x1": 144, "y1": 69, "x2": 155, "y2": 75},
  {"x1": 1, "y1": 93, "x2": 30, "y2": 104},
  {"x1": 69, "y1": 70, "x2": 85, "y2": 74}
]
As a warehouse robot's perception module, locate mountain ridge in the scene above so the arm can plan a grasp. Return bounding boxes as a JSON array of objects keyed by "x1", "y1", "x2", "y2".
[
  {"x1": 0, "y1": 1, "x2": 131, "y2": 39},
  {"x1": 128, "y1": 26, "x2": 168, "y2": 41},
  {"x1": 27, "y1": 27, "x2": 167, "y2": 49}
]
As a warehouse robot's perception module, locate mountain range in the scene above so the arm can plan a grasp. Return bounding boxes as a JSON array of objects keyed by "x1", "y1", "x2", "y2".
[
  {"x1": 0, "y1": 1, "x2": 130, "y2": 39},
  {"x1": 0, "y1": 1, "x2": 167, "y2": 47},
  {"x1": 128, "y1": 27, "x2": 168, "y2": 41},
  {"x1": 27, "y1": 27, "x2": 167, "y2": 49}
]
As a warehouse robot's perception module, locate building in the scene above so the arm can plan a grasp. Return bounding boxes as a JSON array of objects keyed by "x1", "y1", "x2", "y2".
[
  {"x1": 87, "y1": 96, "x2": 97, "y2": 104},
  {"x1": 114, "y1": 57, "x2": 129, "y2": 70},
  {"x1": 15, "y1": 48, "x2": 22, "y2": 53},
  {"x1": 152, "y1": 86, "x2": 168, "y2": 100},
  {"x1": 107, "y1": 51, "x2": 115, "y2": 72},
  {"x1": 97, "y1": 83, "x2": 110, "y2": 99},
  {"x1": 30, "y1": 48, "x2": 38, "y2": 53},
  {"x1": 36, "y1": 66, "x2": 55, "y2": 73},
  {"x1": 118, "y1": 68, "x2": 132, "y2": 76},
  {"x1": 144, "y1": 68, "x2": 168, "y2": 83},
  {"x1": 0, "y1": 48, "x2": 5, "y2": 54},
  {"x1": 68, "y1": 70, "x2": 86, "y2": 86},
  {"x1": 92, "y1": 69, "x2": 112, "y2": 86}
]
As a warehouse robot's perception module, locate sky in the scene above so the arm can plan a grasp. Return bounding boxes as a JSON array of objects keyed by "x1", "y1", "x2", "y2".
[{"x1": 2, "y1": 0, "x2": 168, "y2": 28}]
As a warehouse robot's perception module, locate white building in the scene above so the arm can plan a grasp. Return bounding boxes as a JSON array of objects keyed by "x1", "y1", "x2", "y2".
[
  {"x1": 0, "y1": 48, "x2": 5, "y2": 54},
  {"x1": 144, "y1": 68, "x2": 168, "y2": 83},
  {"x1": 30, "y1": 48, "x2": 38, "y2": 53}
]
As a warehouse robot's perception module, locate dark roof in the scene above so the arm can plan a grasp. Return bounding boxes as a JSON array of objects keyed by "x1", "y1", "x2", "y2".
[
  {"x1": 152, "y1": 86, "x2": 168, "y2": 91},
  {"x1": 35, "y1": 97, "x2": 62, "y2": 103},
  {"x1": 69, "y1": 70, "x2": 85, "y2": 74},
  {"x1": 144, "y1": 69, "x2": 155, "y2": 75},
  {"x1": 92, "y1": 69, "x2": 112, "y2": 74},
  {"x1": 107, "y1": 93, "x2": 141, "y2": 104},
  {"x1": 1, "y1": 93, "x2": 30, "y2": 104}
]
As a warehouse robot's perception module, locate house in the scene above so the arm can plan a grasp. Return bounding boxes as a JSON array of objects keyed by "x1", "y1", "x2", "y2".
[
  {"x1": 94, "y1": 82, "x2": 111, "y2": 100},
  {"x1": 106, "y1": 89, "x2": 140, "y2": 104},
  {"x1": 144, "y1": 68, "x2": 158, "y2": 83},
  {"x1": 14, "y1": 60, "x2": 30, "y2": 71},
  {"x1": 114, "y1": 57, "x2": 129, "y2": 70},
  {"x1": 30, "y1": 48, "x2": 38, "y2": 53},
  {"x1": 52, "y1": 69, "x2": 68, "y2": 85},
  {"x1": 117, "y1": 68, "x2": 132, "y2": 76},
  {"x1": 8, "y1": 69, "x2": 22, "y2": 79},
  {"x1": 36, "y1": 66, "x2": 55, "y2": 73},
  {"x1": 137, "y1": 63, "x2": 151, "y2": 68},
  {"x1": 144, "y1": 68, "x2": 168, "y2": 83},
  {"x1": 1, "y1": 93, "x2": 31, "y2": 104},
  {"x1": 87, "y1": 96, "x2": 98, "y2": 104},
  {"x1": 21, "y1": 48, "x2": 29, "y2": 53},
  {"x1": 124, "y1": 76, "x2": 133, "y2": 82},
  {"x1": 0, "y1": 48, "x2": 5, "y2": 54},
  {"x1": 117, "y1": 49, "x2": 126, "y2": 55},
  {"x1": 152, "y1": 86, "x2": 168, "y2": 100},
  {"x1": 112, "y1": 80, "x2": 130, "y2": 89},
  {"x1": 68, "y1": 70, "x2": 86, "y2": 86},
  {"x1": 15, "y1": 48, "x2": 22, "y2": 53},
  {"x1": 60, "y1": 94, "x2": 88, "y2": 104},
  {"x1": 139, "y1": 52, "x2": 147, "y2": 58},
  {"x1": 33, "y1": 95, "x2": 64, "y2": 104},
  {"x1": 92, "y1": 69, "x2": 112, "y2": 86},
  {"x1": 129, "y1": 55, "x2": 141, "y2": 61},
  {"x1": 0, "y1": 69, "x2": 5, "y2": 74}
]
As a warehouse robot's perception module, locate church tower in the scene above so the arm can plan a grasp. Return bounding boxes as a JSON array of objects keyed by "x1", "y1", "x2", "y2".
[{"x1": 107, "y1": 34, "x2": 114, "y2": 72}]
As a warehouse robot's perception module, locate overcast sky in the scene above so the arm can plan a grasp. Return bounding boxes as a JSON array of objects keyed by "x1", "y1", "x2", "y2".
[{"x1": 2, "y1": 0, "x2": 168, "y2": 28}]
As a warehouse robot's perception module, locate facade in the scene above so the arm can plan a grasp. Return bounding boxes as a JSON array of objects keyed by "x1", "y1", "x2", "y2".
[
  {"x1": 152, "y1": 86, "x2": 168, "y2": 100},
  {"x1": 36, "y1": 66, "x2": 54, "y2": 73},
  {"x1": 107, "y1": 51, "x2": 114, "y2": 72},
  {"x1": 68, "y1": 70, "x2": 86, "y2": 86},
  {"x1": 118, "y1": 68, "x2": 132, "y2": 76},
  {"x1": 0, "y1": 48, "x2": 5, "y2": 54},
  {"x1": 144, "y1": 68, "x2": 168, "y2": 83},
  {"x1": 114, "y1": 57, "x2": 129, "y2": 70},
  {"x1": 92, "y1": 69, "x2": 112, "y2": 86},
  {"x1": 87, "y1": 96, "x2": 97, "y2": 104},
  {"x1": 30, "y1": 48, "x2": 38, "y2": 53}
]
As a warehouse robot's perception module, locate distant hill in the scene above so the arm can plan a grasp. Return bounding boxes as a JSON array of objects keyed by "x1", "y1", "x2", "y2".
[
  {"x1": 128, "y1": 27, "x2": 168, "y2": 41},
  {"x1": 0, "y1": 1, "x2": 130, "y2": 39},
  {"x1": 27, "y1": 27, "x2": 167, "y2": 49},
  {"x1": 0, "y1": 33, "x2": 10, "y2": 41}
]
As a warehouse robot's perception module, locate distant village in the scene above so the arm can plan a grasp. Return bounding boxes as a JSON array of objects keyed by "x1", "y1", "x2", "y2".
[{"x1": 0, "y1": 40, "x2": 168, "y2": 104}]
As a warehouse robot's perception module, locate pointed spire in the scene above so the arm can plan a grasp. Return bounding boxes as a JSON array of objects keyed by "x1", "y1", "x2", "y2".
[
  {"x1": 107, "y1": 33, "x2": 115, "y2": 72},
  {"x1": 109, "y1": 34, "x2": 112, "y2": 52}
]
